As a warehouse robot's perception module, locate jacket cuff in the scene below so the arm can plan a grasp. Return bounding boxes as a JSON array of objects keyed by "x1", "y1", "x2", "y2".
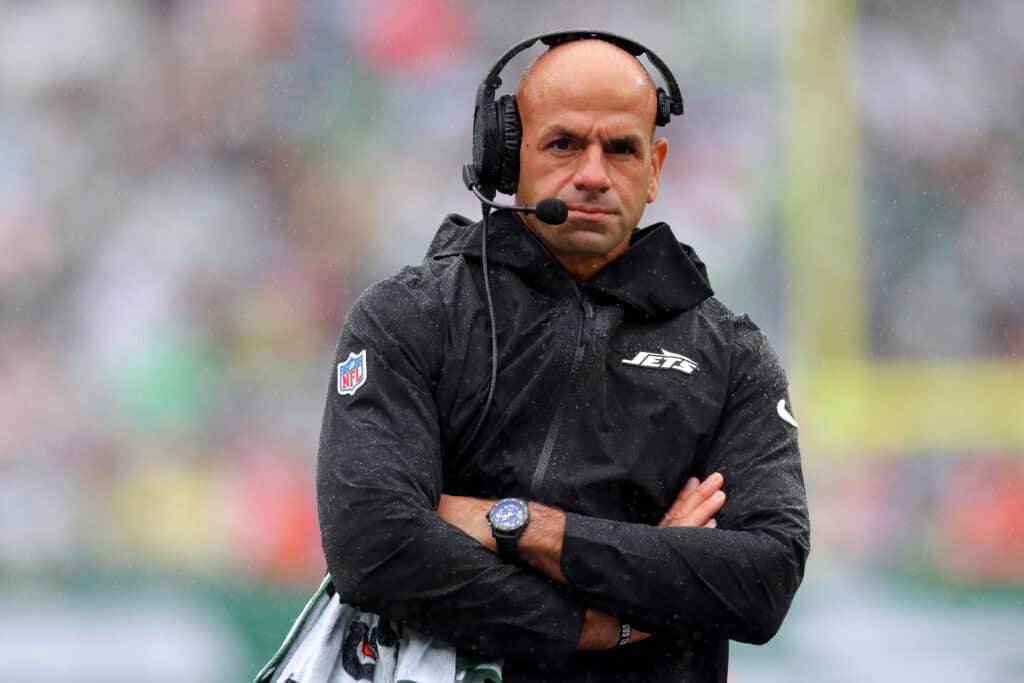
[{"x1": 559, "y1": 512, "x2": 620, "y2": 600}]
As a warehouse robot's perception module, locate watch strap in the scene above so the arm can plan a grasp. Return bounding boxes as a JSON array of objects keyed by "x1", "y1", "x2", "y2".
[{"x1": 495, "y1": 533, "x2": 519, "y2": 562}]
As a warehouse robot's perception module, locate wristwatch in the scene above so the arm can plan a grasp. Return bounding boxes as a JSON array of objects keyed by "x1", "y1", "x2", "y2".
[{"x1": 487, "y1": 498, "x2": 530, "y2": 562}]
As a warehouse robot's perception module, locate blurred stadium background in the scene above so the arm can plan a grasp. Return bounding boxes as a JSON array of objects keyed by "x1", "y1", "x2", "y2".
[{"x1": 1, "y1": 0, "x2": 1022, "y2": 680}]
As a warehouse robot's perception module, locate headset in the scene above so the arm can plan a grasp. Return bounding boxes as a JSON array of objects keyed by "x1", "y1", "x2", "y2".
[
  {"x1": 458, "y1": 30, "x2": 685, "y2": 456},
  {"x1": 462, "y1": 29, "x2": 685, "y2": 200}
]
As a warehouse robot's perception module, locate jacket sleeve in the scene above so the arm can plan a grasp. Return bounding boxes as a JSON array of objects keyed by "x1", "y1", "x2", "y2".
[
  {"x1": 317, "y1": 268, "x2": 586, "y2": 665},
  {"x1": 558, "y1": 314, "x2": 810, "y2": 644}
]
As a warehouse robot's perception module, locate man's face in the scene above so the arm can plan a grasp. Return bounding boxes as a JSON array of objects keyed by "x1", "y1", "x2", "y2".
[{"x1": 515, "y1": 41, "x2": 669, "y2": 269}]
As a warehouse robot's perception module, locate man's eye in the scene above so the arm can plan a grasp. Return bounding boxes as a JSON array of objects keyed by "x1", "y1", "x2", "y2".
[
  {"x1": 609, "y1": 142, "x2": 636, "y2": 156},
  {"x1": 550, "y1": 138, "x2": 572, "y2": 151}
]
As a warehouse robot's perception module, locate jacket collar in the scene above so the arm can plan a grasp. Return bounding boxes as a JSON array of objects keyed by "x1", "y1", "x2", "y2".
[{"x1": 427, "y1": 209, "x2": 713, "y2": 318}]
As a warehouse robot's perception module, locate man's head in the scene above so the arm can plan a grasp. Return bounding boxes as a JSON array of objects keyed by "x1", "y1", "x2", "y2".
[{"x1": 515, "y1": 39, "x2": 669, "y2": 279}]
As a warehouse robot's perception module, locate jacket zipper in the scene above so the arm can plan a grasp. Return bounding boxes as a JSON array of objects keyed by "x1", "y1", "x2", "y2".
[{"x1": 529, "y1": 295, "x2": 595, "y2": 498}]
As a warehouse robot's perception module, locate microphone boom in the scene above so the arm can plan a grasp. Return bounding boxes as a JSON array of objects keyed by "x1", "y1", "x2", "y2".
[{"x1": 468, "y1": 184, "x2": 568, "y2": 225}]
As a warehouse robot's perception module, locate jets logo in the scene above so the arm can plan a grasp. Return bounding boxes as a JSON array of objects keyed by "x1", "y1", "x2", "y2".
[{"x1": 622, "y1": 349, "x2": 698, "y2": 374}]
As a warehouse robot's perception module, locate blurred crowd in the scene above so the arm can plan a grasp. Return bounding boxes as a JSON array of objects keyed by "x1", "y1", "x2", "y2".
[
  {"x1": 0, "y1": 0, "x2": 1021, "y2": 590},
  {"x1": 860, "y1": 0, "x2": 1024, "y2": 357}
]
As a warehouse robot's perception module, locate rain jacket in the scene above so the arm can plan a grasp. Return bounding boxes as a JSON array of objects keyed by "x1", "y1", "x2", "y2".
[{"x1": 317, "y1": 210, "x2": 810, "y2": 683}]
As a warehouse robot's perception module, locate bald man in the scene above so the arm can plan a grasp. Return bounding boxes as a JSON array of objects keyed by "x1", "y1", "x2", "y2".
[{"x1": 317, "y1": 35, "x2": 809, "y2": 683}]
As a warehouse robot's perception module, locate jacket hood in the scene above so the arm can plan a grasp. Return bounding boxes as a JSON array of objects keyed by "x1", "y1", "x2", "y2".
[{"x1": 426, "y1": 210, "x2": 714, "y2": 318}]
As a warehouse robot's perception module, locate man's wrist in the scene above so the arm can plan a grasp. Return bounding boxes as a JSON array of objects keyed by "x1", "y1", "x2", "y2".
[
  {"x1": 439, "y1": 494, "x2": 498, "y2": 551},
  {"x1": 517, "y1": 501, "x2": 567, "y2": 584}
]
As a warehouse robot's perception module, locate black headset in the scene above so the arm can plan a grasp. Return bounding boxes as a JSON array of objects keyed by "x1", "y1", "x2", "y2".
[{"x1": 464, "y1": 29, "x2": 685, "y2": 200}]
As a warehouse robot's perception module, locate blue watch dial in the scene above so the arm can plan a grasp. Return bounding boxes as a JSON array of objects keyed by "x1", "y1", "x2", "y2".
[{"x1": 490, "y1": 499, "x2": 528, "y2": 532}]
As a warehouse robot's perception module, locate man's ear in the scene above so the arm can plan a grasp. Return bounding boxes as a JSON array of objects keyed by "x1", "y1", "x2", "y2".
[{"x1": 646, "y1": 137, "x2": 670, "y2": 203}]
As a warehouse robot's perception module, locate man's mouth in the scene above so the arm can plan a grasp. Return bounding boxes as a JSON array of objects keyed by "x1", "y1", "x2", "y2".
[{"x1": 566, "y1": 205, "x2": 616, "y2": 217}]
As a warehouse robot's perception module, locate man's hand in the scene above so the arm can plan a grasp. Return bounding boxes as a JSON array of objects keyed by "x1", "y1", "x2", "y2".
[{"x1": 658, "y1": 472, "x2": 726, "y2": 529}]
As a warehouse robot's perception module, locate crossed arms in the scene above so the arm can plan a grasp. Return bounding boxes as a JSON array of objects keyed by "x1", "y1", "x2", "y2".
[{"x1": 436, "y1": 473, "x2": 727, "y2": 649}]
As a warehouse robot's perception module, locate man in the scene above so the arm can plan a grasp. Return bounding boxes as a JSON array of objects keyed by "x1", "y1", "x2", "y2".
[{"x1": 317, "y1": 35, "x2": 809, "y2": 682}]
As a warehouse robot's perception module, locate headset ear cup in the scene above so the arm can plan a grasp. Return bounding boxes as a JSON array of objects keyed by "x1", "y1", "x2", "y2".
[
  {"x1": 495, "y1": 94, "x2": 522, "y2": 195},
  {"x1": 655, "y1": 88, "x2": 672, "y2": 127},
  {"x1": 471, "y1": 101, "x2": 487, "y2": 176},
  {"x1": 473, "y1": 93, "x2": 501, "y2": 195}
]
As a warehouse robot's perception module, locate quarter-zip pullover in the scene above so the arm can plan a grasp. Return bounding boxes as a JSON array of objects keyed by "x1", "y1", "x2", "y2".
[{"x1": 317, "y1": 210, "x2": 810, "y2": 682}]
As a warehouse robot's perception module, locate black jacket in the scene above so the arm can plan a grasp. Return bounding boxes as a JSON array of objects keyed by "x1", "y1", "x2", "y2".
[{"x1": 317, "y1": 210, "x2": 810, "y2": 682}]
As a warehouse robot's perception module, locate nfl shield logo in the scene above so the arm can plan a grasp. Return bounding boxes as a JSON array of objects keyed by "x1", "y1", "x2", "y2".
[{"x1": 337, "y1": 350, "x2": 367, "y2": 396}]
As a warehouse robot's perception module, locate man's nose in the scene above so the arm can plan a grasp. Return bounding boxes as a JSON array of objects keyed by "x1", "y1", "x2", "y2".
[{"x1": 572, "y1": 144, "x2": 611, "y2": 194}]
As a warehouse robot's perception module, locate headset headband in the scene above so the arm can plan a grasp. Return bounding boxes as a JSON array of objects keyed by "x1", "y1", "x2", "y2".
[
  {"x1": 477, "y1": 29, "x2": 684, "y2": 117},
  {"x1": 466, "y1": 29, "x2": 683, "y2": 199}
]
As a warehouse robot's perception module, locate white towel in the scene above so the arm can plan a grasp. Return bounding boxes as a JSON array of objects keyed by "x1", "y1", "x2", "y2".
[{"x1": 267, "y1": 588, "x2": 502, "y2": 683}]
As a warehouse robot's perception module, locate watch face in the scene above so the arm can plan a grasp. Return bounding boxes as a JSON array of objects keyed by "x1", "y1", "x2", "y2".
[{"x1": 490, "y1": 499, "x2": 528, "y2": 532}]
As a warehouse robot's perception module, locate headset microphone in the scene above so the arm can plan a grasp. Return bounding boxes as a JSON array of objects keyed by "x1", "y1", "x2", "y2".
[{"x1": 468, "y1": 183, "x2": 568, "y2": 225}]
